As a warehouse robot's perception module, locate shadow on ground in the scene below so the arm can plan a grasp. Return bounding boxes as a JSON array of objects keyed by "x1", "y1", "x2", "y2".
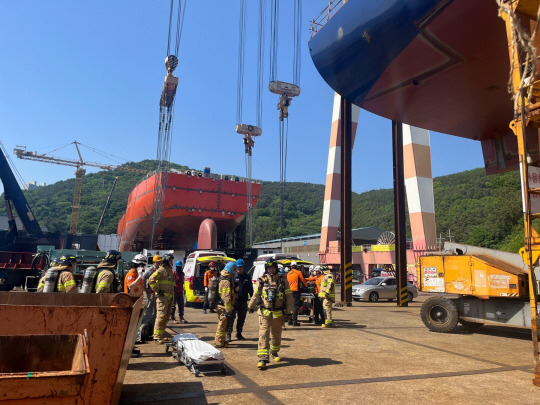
[
  {"x1": 120, "y1": 381, "x2": 209, "y2": 404},
  {"x1": 127, "y1": 361, "x2": 180, "y2": 371},
  {"x1": 271, "y1": 357, "x2": 343, "y2": 369}
]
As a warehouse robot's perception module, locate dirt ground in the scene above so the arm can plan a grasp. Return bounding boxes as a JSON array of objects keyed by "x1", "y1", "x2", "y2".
[{"x1": 120, "y1": 293, "x2": 540, "y2": 404}]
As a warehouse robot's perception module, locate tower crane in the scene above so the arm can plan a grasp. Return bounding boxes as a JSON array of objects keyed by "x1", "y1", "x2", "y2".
[{"x1": 13, "y1": 141, "x2": 147, "y2": 234}]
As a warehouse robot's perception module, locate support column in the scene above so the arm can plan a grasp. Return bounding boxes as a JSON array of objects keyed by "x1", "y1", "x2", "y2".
[
  {"x1": 403, "y1": 125, "x2": 436, "y2": 251},
  {"x1": 392, "y1": 121, "x2": 408, "y2": 307},
  {"x1": 340, "y1": 97, "x2": 352, "y2": 305},
  {"x1": 320, "y1": 93, "x2": 360, "y2": 259}
]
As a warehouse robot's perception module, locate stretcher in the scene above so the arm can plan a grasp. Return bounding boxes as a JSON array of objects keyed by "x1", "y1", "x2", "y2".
[{"x1": 165, "y1": 333, "x2": 226, "y2": 377}]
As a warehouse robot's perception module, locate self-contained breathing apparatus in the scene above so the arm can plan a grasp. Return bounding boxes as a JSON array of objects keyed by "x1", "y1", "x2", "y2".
[
  {"x1": 257, "y1": 274, "x2": 286, "y2": 312},
  {"x1": 207, "y1": 276, "x2": 219, "y2": 303},
  {"x1": 42, "y1": 268, "x2": 61, "y2": 293},
  {"x1": 42, "y1": 255, "x2": 76, "y2": 293},
  {"x1": 80, "y1": 266, "x2": 98, "y2": 293}
]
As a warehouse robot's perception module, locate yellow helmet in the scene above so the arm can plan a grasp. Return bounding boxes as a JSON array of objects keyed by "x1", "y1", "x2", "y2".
[{"x1": 153, "y1": 254, "x2": 162, "y2": 263}]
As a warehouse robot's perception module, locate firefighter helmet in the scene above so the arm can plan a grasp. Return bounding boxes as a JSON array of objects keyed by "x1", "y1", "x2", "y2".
[
  {"x1": 59, "y1": 255, "x2": 77, "y2": 266},
  {"x1": 265, "y1": 258, "x2": 277, "y2": 270},
  {"x1": 153, "y1": 254, "x2": 162, "y2": 263},
  {"x1": 104, "y1": 250, "x2": 122, "y2": 263},
  {"x1": 162, "y1": 253, "x2": 174, "y2": 263}
]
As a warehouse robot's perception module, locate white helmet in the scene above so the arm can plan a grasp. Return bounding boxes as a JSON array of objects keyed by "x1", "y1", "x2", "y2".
[
  {"x1": 309, "y1": 265, "x2": 314, "y2": 272},
  {"x1": 132, "y1": 254, "x2": 147, "y2": 265}
]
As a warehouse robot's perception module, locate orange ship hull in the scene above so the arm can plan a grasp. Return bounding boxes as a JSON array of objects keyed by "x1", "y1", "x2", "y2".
[{"x1": 117, "y1": 171, "x2": 261, "y2": 250}]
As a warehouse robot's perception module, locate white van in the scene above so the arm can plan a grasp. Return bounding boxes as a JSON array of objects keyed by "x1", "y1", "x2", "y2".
[
  {"x1": 183, "y1": 250, "x2": 235, "y2": 305},
  {"x1": 249, "y1": 253, "x2": 305, "y2": 284}
]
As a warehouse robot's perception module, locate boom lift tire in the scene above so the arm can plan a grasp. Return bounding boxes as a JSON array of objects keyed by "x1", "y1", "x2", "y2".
[{"x1": 421, "y1": 296, "x2": 459, "y2": 333}]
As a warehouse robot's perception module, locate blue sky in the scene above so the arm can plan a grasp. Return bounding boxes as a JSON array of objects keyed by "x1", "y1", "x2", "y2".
[{"x1": 0, "y1": 1, "x2": 484, "y2": 195}]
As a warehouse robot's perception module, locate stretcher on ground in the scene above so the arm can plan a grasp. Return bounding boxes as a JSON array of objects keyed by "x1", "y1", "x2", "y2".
[{"x1": 166, "y1": 333, "x2": 226, "y2": 377}]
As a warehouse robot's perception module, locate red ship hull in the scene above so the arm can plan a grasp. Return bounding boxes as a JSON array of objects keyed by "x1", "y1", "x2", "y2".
[{"x1": 117, "y1": 171, "x2": 261, "y2": 251}]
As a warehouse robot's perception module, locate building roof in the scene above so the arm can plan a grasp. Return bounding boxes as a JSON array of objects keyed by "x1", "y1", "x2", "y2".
[{"x1": 252, "y1": 226, "x2": 389, "y2": 247}]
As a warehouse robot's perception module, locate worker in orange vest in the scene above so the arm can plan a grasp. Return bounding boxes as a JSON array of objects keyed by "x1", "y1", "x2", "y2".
[
  {"x1": 124, "y1": 253, "x2": 146, "y2": 357},
  {"x1": 124, "y1": 254, "x2": 146, "y2": 296},
  {"x1": 203, "y1": 262, "x2": 218, "y2": 314},
  {"x1": 286, "y1": 261, "x2": 308, "y2": 326},
  {"x1": 306, "y1": 266, "x2": 325, "y2": 325}
]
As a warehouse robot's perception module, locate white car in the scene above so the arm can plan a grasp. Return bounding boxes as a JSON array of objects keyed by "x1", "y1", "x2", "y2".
[{"x1": 352, "y1": 277, "x2": 418, "y2": 302}]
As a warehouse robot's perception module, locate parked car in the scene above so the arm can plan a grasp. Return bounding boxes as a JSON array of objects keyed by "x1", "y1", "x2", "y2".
[{"x1": 352, "y1": 277, "x2": 418, "y2": 302}]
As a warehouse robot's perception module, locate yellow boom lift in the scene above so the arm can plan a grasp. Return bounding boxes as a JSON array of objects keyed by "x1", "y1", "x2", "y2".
[{"x1": 417, "y1": 0, "x2": 540, "y2": 386}]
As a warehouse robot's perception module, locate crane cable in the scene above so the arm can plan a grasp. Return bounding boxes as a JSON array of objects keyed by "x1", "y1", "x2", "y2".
[
  {"x1": 270, "y1": 0, "x2": 302, "y2": 245},
  {"x1": 237, "y1": 0, "x2": 265, "y2": 247},
  {"x1": 151, "y1": 0, "x2": 186, "y2": 248}
]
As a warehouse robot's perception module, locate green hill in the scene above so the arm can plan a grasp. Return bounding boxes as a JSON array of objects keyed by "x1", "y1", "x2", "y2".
[{"x1": 1, "y1": 161, "x2": 527, "y2": 252}]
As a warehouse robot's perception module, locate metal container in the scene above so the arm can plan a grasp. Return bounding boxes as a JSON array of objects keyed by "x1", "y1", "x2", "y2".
[
  {"x1": 0, "y1": 292, "x2": 142, "y2": 404},
  {"x1": 0, "y1": 334, "x2": 89, "y2": 401}
]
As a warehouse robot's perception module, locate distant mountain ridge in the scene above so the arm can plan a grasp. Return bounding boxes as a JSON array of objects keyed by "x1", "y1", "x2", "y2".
[{"x1": 1, "y1": 161, "x2": 525, "y2": 252}]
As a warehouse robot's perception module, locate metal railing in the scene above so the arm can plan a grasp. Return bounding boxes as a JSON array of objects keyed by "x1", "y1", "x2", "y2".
[{"x1": 310, "y1": 0, "x2": 347, "y2": 39}]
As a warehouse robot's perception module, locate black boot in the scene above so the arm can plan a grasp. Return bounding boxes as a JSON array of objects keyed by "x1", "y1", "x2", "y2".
[
  {"x1": 226, "y1": 332, "x2": 232, "y2": 342},
  {"x1": 236, "y1": 332, "x2": 245, "y2": 340}
]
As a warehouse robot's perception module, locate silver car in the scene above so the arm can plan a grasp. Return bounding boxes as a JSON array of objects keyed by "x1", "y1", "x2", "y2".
[{"x1": 352, "y1": 277, "x2": 418, "y2": 302}]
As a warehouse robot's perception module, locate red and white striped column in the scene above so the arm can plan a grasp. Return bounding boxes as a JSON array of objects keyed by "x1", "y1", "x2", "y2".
[
  {"x1": 403, "y1": 125, "x2": 437, "y2": 251},
  {"x1": 319, "y1": 93, "x2": 360, "y2": 256}
]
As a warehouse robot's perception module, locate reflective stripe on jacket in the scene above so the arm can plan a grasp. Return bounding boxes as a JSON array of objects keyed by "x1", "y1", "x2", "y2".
[
  {"x1": 218, "y1": 270, "x2": 236, "y2": 312},
  {"x1": 148, "y1": 263, "x2": 175, "y2": 299},
  {"x1": 249, "y1": 274, "x2": 293, "y2": 314},
  {"x1": 318, "y1": 271, "x2": 335, "y2": 300}
]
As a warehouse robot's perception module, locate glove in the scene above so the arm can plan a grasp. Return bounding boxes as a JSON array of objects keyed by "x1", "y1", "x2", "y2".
[{"x1": 249, "y1": 308, "x2": 255, "y2": 314}]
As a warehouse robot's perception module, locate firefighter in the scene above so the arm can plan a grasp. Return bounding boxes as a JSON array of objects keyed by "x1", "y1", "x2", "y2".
[
  {"x1": 37, "y1": 255, "x2": 78, "y2": 293},
  {"x1": 95, "y1": 250, "x2": 122, "y2": 293},
  {"x1": 306, "y1": 266, "x2": 325, "y2": 325},
  {"x1": 214, "y1": 261, "x2": 237, "y2": 348},
  {"x1": 286, "y1": 260, "x2": 308, "y2": 326},
  {"x1": 139, "y1": 255, "x2": 161, "y2": 341},
  {"x1": 171, "y1": 260, "x2": 187, "y2": 324},
  {"x1": 148, "y1": 253, "x2": 175, "y2": 342},
  {"x1": 227, "y1": 258, "x2": 253, "y2": 341},
  {"x1": 203, "y1": 262, "x2": 218, "y2": 314},
  {"x1": 249, "y1": 258, "x2": 293, "y2": 370},
  {"x1": 319, "y1": 265, "x2": 335, "y2": 328}
]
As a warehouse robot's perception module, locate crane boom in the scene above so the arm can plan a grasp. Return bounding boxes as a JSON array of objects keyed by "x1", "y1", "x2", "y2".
[{"x1": 13, "y1": 142, "x2": 147, "y2": 234}]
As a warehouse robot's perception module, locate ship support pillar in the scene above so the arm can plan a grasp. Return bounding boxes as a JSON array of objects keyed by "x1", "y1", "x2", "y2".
[
  {"x1": 392, "y1": 121, "x2": 408, "y2": 307},
  {"x1": 340, "y1": 97, "x2": 353, "y2": 306}
]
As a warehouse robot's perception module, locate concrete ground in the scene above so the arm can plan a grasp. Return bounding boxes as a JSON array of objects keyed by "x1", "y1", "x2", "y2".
[{"x1": 120, "y1": 293, "x2": 540, "y2": 405}]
